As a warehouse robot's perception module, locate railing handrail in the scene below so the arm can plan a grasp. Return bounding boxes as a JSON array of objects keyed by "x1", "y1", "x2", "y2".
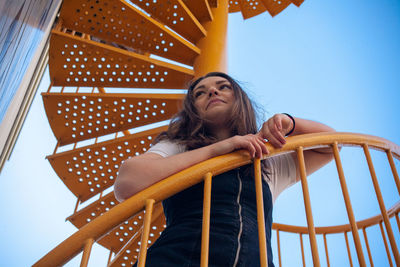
[
  {"x1": 33, "y1": 132, "x2": 400, "y2": 266},
  {"x1": 273, "y1": 200, "x2": 400, "y2": 234}
]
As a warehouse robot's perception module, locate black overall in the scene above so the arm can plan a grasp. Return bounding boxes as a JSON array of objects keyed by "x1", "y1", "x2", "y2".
[{"x1": 136, "y1": 166, "x2": 275, "y2": 267}]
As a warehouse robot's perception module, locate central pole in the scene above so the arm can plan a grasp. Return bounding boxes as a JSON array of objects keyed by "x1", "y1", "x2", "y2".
[{"x1": 193, "y1": 0, "x2": 229, "y2": 77}]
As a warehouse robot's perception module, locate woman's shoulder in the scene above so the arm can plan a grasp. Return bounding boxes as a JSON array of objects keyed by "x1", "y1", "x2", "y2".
[{"x1": 146, "y1": 138, "x2": 186, "y2": 158}]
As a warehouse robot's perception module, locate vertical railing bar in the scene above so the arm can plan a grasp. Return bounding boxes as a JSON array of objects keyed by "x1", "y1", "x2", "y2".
[
  {"x1": 379, "y1": 221, "x2": 394, "y2": 267},
  {"x1": 332, "y1": 142, "x2": 366, "y2": 266},
  {"x1": 80, "y1": 238, "x2": 94, "y2": 267},
  {"x1": 296, "y1": 146, "x2": 321, "y2": 267},
  {"x1": 53, "y1": 141, "x2": 60, "y2": 155},
  {"x1": 386, "y1": 150, "x2": 400, "y2": 196},
  {"x1": 396, "y1": 213, "x2": 400, "y2": 233},
  {"x1": 344, "y1": 232, "x2": 353, "y2": 267},
  {"x1": 73, "y1": 197, "x2": 80, "y2": 214},
  {"x1": 277, "y1": 230, "x2": 282, "y2": 267},
  {"x1": 200, "y1": 172, "x2": 212, "y2": 267},
  {"x1": 300, "y1": 233, "x2": 305, "y2": 267},
  {"x1": 363, "y1": 144, "x2": 400, "y2": 265},
  {"x1": 137, "y1": 199, "x2": 155, "y2": 267},
  {"x1": 254, "y1": 158, "x2": 268, "y2": 267},
  {"x1": 362, "y1": 227, "x2": 374, "y2": 267},
  {"x1": 107, "y1": 249, "x2": 113, "y2": 265},
  {"x1": 323, "y1": 234, "x2": 330, "y2": 267},
  {"x1": 46, "y1": 82, "x2": 52, "y2": 93}
]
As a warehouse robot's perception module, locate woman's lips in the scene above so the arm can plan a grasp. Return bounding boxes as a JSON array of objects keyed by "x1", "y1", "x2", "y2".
[{"x1": 206, "y1": 99, "x2": 225, "y2": 109}]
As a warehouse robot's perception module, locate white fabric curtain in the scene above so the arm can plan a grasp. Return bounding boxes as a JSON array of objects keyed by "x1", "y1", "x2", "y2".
[{"x1": 0, "y1": 0, "x2": 60, "y2": 122}]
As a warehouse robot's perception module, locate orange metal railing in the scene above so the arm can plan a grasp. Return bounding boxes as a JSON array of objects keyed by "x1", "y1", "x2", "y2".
[{"x1": 34, "y1": 132, "x2": 400, "y2": 266}]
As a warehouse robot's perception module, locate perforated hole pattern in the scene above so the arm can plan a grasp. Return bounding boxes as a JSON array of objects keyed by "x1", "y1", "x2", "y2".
[{"x1": 50, "y1": 93, "x2": 178, "y2": 143}]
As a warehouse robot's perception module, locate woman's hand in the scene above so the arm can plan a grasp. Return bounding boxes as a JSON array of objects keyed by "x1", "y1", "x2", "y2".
[
  {"x1": 257, "y1": 114, "x2": 294, "y2": 148},
  {"x1": 212, "y1": 134, "x2": 269, "y2": 158}
]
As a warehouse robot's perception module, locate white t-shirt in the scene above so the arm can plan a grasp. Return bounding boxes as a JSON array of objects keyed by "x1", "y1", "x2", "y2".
[{"x1": 147, "y1": 140, "x2": 297, "y2": 203}]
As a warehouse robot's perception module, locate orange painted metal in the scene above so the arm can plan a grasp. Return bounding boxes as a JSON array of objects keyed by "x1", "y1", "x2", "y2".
[
  {"x1": 344, "y1": 232, "x2": 354, "y2": 267},
  {"x1": 137, "y1": 199, "x2": 155, "y2": 267},
  {"x1": 132, "y1": 0, "x2": 207, "y2": 44},
  {"x1": 229, "y1": 0, "x2": 303, "y2": 16},
  {"x1": 387, "y1": 150, "x2": 400, "y2": 196},
  {"x1": 363, "y1": 144, "x2": 400, "y2": 265},
  {"x1": 272, "y1": 201, "x2": 400, "y2": 234},
  {"x1": 254, "y1": 158, "x2": 268, "y2": 267},
  {"x1": 396, "y1": 213, "x2": 400, "y2": 234},
  {"x1": 58, "y1": 0, "x2": 200, "y2": 65},
  {"x1": 80, "y1": 238, "x2": 94, "y2": 267},
  {"x1": 182, "y1": 0, "x2": 213, "y2": 22},
  {"x1": 208, "y1": 0, "x2": 218, "y2": 8},
  {"x1": 200, "y1": 172, "x2": 212, "y2": 267},
  {"x1": 193, "y1": 0, "x2": 228, "y2": 76},
  {"x1": 362, "y1": 227, "x2": 374, "y2": 267},
  {"x1": 289, "y1": 0, "x2": 304, "y2": 7},
  {"x1": 277, "y1": 230, "x2": 282, "y2": 267},
  {"x1": 323, "y1": 234, "x2": 330, "y2": 267},
  {"x1": 229, "y1": 0, "x2": 241, "y2": 13},
  {"x1": 109, "y1": 206, "x2": 165, "y2": 267},
  {"x1": 379, "y1": 222, "x2": 394, "y2": 267},
  {"x1": 67, "y1": 192, "x2": 165, "y2": 253},
  {"x1": 239, "y1": 0, "x2": 268, "y2": 19},
  {"x1": 332, "y1": 142, "x2": 366, "y2": 266},
  {"x1": 34, "y1": 133, "x2": 400, "y2": 266},
  {"x1": 39, "y1": 0, "x2": 400, "y2": 265},
  {"x1": 262, "y1": 0, "x2": 293, "y2": 17},
  {"x1": 297, "y1": 146, "x2": 321, "y2": 267},
  {"x1": 42, "y1": 92, "x2": 184, "y2": 145},
  {"x1": 47, "y1": 126, "x2": 167, "y2": 202},
  {"x1": 299, "y1": 234, "x2": 306, "y2": 267},
  {"x1": 49, "y1": 30, "x2": 195, "y2": 88},
  {"x1": 107, "y1": 249, "x2": 113, "y2": 265}
]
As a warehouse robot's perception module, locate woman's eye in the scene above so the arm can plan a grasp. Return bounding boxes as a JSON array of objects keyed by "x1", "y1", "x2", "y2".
[
  {"x1": 195, "y1": 91, "x2": 205, "y2": 98},
  {"x1": 220, "y1": 84, "x2": 231, "y2": 90}
]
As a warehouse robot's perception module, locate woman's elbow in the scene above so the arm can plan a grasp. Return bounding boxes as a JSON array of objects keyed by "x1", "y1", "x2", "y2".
[
  {"x1": 114, "y1": 178, "x2": 135, "y2": 202},
  {"x1": 114, "y1": 162, "x2": 140, "y2": 202}
]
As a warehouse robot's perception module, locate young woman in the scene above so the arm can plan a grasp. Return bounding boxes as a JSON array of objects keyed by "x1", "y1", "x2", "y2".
[{"x1": 114, "y1": 72, "x2": 335, "y2": 266}]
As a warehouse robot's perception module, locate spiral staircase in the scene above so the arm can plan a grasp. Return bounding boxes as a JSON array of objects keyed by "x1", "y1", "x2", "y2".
[{"x1": 34, "y1": 0, "x2": 400, "y2": 266}]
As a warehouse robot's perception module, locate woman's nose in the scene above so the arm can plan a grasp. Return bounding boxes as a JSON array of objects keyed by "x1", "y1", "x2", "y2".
[{"x1": 208, "y1": 87, "x2": 218, "y2": 97}]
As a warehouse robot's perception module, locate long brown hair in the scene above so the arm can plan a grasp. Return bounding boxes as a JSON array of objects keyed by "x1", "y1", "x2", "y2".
[{"x1": 156, "y1": 72, "x2": 260, "y2": 150}]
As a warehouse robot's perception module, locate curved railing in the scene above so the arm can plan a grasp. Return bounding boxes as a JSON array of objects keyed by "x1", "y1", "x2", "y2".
[{"x1": 34, "y1": 132, "x2": 400, "y2": 267}]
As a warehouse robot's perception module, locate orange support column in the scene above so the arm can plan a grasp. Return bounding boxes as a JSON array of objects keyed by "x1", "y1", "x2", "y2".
[{"x1": 193, "y1": 0, "x2": 228, "y2": 77}]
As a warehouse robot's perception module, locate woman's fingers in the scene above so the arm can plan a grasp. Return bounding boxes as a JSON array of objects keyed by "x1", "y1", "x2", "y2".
[
  {"x1": 258, "y1": 115, "x2": 287, "y2": 148},
  {"x1": 246, "y1": 135, "x2": 267, "y2": 158},
  {"x1": 256, "y1": 136, "x2": 269, "y2": 156},
  {"x1": 230, "y1": 134, "x2": 269, "y2": 158},
  {"x1": 273, "y1": 114, "x2": 283, "y2": 131},
  {"x1": 271, "y1": 116, "x2": 286, "y2": 144}
]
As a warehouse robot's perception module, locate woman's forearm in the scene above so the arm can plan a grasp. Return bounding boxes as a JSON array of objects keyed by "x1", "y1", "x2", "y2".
[
  {"x1": 114, "y1": 135, "x2": 267, "y2": 201},
  {"x1": 290, "y1": 117, "x2": 335, "y2": 136},
  {"x1": 290, "y1": 117, "x2": 336, "y2": 154},
  {"x1": 115, "y1": 143, "x2": 217, "y2": 201}
]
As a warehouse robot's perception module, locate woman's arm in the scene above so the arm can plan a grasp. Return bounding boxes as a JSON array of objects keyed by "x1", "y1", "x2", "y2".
[
  {"x1": 258, "y1": 114, "x2": 336, "y2": 181},
  {"x1": 114, "y1": 134, "x2": 268, "y2": 202}
]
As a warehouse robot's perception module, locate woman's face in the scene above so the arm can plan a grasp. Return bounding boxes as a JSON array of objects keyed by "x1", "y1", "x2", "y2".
[{"x1": 192, "y1": 76, "x2": 235, "y2": 126}]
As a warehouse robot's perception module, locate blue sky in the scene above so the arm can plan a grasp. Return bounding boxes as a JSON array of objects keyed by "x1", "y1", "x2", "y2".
[{"x1": 1, "y1": 0, "x2": 399, "y2": 266}]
